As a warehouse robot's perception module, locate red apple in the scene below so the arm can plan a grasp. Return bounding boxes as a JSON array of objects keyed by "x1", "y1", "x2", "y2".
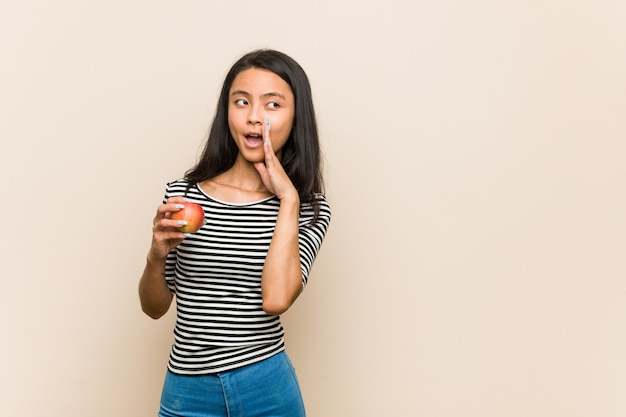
[{"x1": 171, "y1": 202, "x2": 205, "y2": 233}]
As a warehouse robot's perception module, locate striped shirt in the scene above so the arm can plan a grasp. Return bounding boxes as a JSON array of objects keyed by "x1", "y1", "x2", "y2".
[{"x1": 162, "y1": 179, "x2": 331, "y2": 375}]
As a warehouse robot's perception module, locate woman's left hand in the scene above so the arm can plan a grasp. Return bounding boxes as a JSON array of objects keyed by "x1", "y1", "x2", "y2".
[{"x1": 254, "y1": 119, "x2": 299, "y2": 202}]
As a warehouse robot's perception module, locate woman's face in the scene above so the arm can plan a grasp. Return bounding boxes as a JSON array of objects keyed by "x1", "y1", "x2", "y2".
[{"x1": 228, "y1": 67, "x2": 295, "y2": 164}]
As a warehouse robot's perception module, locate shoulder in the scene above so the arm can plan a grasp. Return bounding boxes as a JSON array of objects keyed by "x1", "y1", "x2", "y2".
[
  {"x1": 300, "y1": 193, "x2": 331, "y2": 223},
  {"x1": 313, "y1": 194, "x2": 331, "y2": 217},
  {"x1": 315, "y1": 193, "x2": 330, "y2": 208},
  {"x1": 164, "y1": 178, "x2": 192, "y2": 197}
]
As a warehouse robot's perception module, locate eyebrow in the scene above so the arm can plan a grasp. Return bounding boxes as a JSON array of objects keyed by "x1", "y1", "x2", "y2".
[{"x1": 230, "y1": 90, "x2": 287, "y2": 100}]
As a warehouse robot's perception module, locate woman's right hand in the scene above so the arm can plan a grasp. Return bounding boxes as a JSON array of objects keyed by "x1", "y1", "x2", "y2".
[{"x1": 148, "y1": 196, "x2": 189, "y2": 261}]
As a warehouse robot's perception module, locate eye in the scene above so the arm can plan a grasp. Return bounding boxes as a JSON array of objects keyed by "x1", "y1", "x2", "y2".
[
  {"x1": 234, "y1": 98, "x2": 248, "y2": 106},
  {"x1": 266, "y1": 102, "x2": 280, "y2": 109}
]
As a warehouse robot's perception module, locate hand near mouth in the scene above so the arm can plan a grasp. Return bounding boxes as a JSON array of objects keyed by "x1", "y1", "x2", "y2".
[{"x1": 253, "y1": 117, "x2": 299, "y2": 203}]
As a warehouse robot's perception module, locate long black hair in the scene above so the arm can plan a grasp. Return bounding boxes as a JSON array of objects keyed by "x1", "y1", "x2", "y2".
[{"x1": 185, "y1": 49, "x2": 325, "y2": 215}]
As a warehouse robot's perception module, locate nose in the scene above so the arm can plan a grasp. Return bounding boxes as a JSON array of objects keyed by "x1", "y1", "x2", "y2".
[{"x1": 246, "y1": 104, "x2": 264, "y2": 126}]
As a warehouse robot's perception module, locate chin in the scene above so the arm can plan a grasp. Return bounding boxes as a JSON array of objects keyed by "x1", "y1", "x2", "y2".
[
  {"x1": 237, "y1": 151, "x2": 265, "y2": 164},
  {"x1": 249, "y1": 156, "x2": 265, "y2": 164}
]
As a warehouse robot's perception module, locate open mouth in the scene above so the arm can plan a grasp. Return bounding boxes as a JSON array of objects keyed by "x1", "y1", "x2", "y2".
[{"x1": 244, "y1": 133, "x2": 263, "y2": 147}]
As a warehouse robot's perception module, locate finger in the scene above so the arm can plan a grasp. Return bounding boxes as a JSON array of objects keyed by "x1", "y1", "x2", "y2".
[
  {"x1": 166, "y1": 196, "x2": 190, "y2": 207},
  {"x1": 254, "y1": 161, "x2": 268, "y2": 178},
  {"x1": 153, "y1": 204, "x2": 187, "y2": 237},
  {"x1": 157, "y1": 199, "x2": 187, "y2": 218},
  {"x1": 263, "y1": 115, "x2": 275, "y2": 164},
  {"x1": 153, "y1": 217, "x2": 186, "y2": 233}
]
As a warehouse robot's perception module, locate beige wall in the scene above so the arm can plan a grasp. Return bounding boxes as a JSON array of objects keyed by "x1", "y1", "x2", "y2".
[{"x1": 1, "y1": 1, "x2": 625, "y2": 416}]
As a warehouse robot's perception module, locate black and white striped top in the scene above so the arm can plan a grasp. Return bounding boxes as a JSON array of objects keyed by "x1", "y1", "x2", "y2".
[{"x1": 162, "y1": 179, "x2": 331, "y2": 375}]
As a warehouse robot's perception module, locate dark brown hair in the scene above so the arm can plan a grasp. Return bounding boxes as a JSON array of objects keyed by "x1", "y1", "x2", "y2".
[{"x1": 185, "y1": 49, "x2": 324, "y2": 216}]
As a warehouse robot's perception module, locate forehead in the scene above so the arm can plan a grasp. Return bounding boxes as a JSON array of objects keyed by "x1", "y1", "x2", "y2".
[{"x1": 230, "y1": 68, "x2": 293, "y2": 99}]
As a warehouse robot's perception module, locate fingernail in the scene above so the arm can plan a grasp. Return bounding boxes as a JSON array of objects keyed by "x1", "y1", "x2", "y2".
[
  {"x1": 265, "y1": 115, "x2": 271, "y2": 131},
  {"x1": 175, "y1": 204, "x2": 184, "y2": 209},
  {"x1": 183, "y1": 197, "x2": 191, "y2": 202},
  {"x1": 177, "y1": 220, "x2": 188, "y2": 226},
  {"x1": 183, "y1": 233, "x2": 192, "y2": 238}
]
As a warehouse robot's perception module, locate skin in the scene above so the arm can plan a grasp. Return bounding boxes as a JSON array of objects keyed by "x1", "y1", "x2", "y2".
[{"x1": 139, "y1": 68, "x2": 302, "y2": 318}]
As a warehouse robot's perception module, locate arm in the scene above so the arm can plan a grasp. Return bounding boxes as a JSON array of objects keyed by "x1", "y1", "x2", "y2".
[
  {"x1": 261, "y1": 195, "x2": 303, "y2": 315},
  {"x1": 138, "y1": 197, "x2": 187, "y2": 319},
  {"x1": 254, "y1": 120, "x2": 305, "y2": 315},
  {"x1": 139, "y1": 255, "x2": 173, "y2": 319}
]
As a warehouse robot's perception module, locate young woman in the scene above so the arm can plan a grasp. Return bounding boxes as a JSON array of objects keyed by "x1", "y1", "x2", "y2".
[{"x1": 139, "y1": 49, "x2": 331, "y2": 416}]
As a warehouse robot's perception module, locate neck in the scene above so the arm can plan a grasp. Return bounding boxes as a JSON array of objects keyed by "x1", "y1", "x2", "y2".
[
  {"x1": 199, "y1": 157, "x2": 272, "y2": 204},
  {"x1": 220, "y1": 157, "x2": 266, "y2": 192}
]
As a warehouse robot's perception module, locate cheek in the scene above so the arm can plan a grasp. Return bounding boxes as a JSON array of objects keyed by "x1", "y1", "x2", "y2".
[
  {"x1": 227, "y1": 113, "x2": 241, "y2": 137},
  {"x1": 228, "y1": 106, "x2": 246, "y2": 124},
  {"x1": 272, "y1": 124, "x2": 292, "y2": 149},
  {"x1": 274, "y1": 116, "x2": 293, "y2": 138},
  {"x1": 227, "y1": 110, "x2": 237, "y2": 126}
]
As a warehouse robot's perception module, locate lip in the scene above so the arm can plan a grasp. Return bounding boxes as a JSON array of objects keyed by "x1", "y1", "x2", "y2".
[{"x1": 243, "y1": 131, "x2": 264, "y2": 148}]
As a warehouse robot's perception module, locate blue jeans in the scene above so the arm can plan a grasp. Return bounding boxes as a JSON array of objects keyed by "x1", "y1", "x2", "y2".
[{"x1": 158, "y1": 352, "x2": 306, "y2": 417}]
